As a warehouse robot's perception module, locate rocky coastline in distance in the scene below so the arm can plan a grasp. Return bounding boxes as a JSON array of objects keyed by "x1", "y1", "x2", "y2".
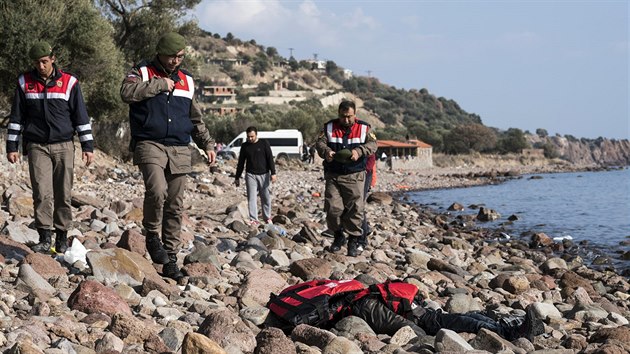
[{"x1": 0, "y1": 149, "x2": 628, "y2": 353}]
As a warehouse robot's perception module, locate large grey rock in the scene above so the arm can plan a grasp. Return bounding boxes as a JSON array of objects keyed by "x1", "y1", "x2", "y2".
[
  {"x1": 181, "y1": 332, "x2": 227, "y2": 354},
  {"x1": 16, "y1": 264, "x2": 56, "y2": 300},
  {"x1": 445, "y1": 293, "x2": 481, "y2": 313},
  {"x1": 197, "y1": 308, "x2": 257, "y2": 353},
  {"x1": 334, "y1": 316, "x2": 376, "y2": 337},
  {"x1": 237, "y1": 269, "x2": 288, "y2": 307},
  {"x1": 291, "y1": 324, "x2": 336, "y2": 349},
  {"x1": 254, "y1": 327, "x2": 297, "y2": 354},
  {"x1": 566, "y1": 303, "x2": 609, "y2": 322},
  {"x1": 289, "y1": 258, "x2": 332, "y2": 280},
  {"x1": 87, "y1": 248, "x2": 151, "y2": 287},
  {"x1": 322, "y1": 336, "x2": 363, "y2": 354},
  {"x1": 531, "y1": 302, "x2": 563, "y2": 320},
  {"x1": 4, "y1": 221, "x2": 39, "y2": 245},
  {"x1": 94, "y1": 332, "x2": 124, "y2": 353},
  {"x1": 240, "y1": 306, "x2": 270, "y2": 326},
  {"x1": 390, "y1": 326, "x2": 418, "y2": 346},
  {"x1": 469, "y1": 328, "x2": 518, "y2": 352},
  {"x1": 434, "y1": 329, "x2": 474, "y2": 352}
]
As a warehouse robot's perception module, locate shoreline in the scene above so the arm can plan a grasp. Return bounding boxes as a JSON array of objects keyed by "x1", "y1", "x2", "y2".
[
  {"x1": 0, "y1": 152, "x2": 628, "y2": 352},
  {"x1": 379, "y1": 165, "x2": 629, "y2": 277}
]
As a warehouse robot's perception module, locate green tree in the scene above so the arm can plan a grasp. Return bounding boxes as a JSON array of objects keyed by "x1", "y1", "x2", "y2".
[
  {"x1": 534, "y1": 141, "x2": 560, "y2": 159},
  {"x1": 407, "y1": 121, "x2": 445, "y2": 151},
  {"x1": 443, "y1": 124, "x2": 497, "y2": 154},
  {"x1": 252, "y1": 53, "x2": 270, "y2": 76},
  {"x1": 0, "y1": 0, "x2": 64, "y2": 103},
  {"x1": 536, "y1": 128, "x2": 548, "y2": 137},
  {"x1": 0, "y1": 0, "x2": 125, "y2": 122},
  {"x1": 266, "y1": 46, "x2": 279, "y2": 58},
  {"x1": 96, "y1": 0, "x2": 201, "y2": 64},
  {"x1": 497, "y1": 128, "x2": 530, "y2": 153},
  {"x1": 288, "y1": 56, "x2": 299, "y2": 71}
]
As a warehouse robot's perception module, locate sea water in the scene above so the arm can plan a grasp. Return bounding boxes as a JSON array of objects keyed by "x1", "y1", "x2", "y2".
[{"x1": 407, "y1": 168, "x2": 630, "y2": 271}]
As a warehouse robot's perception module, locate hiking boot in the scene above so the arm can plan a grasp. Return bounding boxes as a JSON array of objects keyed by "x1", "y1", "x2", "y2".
[
  {"x1": 499, "y1": 315, "x2": 525, "y2": 340},
  {"x1": 329, "y1": 230, "x2": 346, "y2": 253},
  {"x1": 145, "y1": 232, "x2": 169, "y2": 264},
  {"x1": 55, "y1": 230, "x2": 68, "y2": 254},
  {"x1": 521, "y1": 304, "x2": 544, "y2": 341},
  {"x1": 347, "y1": 237, "x2": 362, "y2": 257},
  {"x1": 503, "y1": 305, "x2": 543, "y2": 341},
  {"x1": 162, "y1": 255, "x2": 184, "y2": 281},
  {"x1": 31, "y1": 229, "x2": 52, "y2": 253}
]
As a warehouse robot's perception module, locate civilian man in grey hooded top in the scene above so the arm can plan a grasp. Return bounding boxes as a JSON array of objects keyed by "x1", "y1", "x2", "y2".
[{"x1": 120, "y1": 32, "x2": 215, "y2": 280}]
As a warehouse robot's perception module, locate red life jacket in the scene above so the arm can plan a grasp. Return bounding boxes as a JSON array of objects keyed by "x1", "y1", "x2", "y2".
[
  {"x1": 267, "y1": 279, "x2": 366, "y2": 327},
  {"x1": 354, "y1": 280, "x2": 419, "y2": 318}
]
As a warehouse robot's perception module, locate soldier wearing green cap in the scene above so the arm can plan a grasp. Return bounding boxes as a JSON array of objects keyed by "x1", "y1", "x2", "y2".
[
  {"x1": 6, "y1": 41, "x2": 95, "y2": 255},
  {"x1": 315, "y1": 100, "x2": 377, "y2": 257},
  {"x1": 120, "y1": 32, "x2": 216, "y2": 281}
]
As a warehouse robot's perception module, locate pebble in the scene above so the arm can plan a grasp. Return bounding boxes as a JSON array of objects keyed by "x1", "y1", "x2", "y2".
[{"x1": 0, "y1": 150, "x2": 626, "y2": 353}]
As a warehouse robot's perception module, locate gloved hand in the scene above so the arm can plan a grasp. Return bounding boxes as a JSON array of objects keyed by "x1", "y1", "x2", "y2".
[{"x1": 234, "y1": 178, "x2": 240, "y2": 187}]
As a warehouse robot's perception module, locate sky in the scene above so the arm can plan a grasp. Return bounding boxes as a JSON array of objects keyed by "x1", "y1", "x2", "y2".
[{"x1": 194, "y1": 1, "x2": 629, "y2": 139}]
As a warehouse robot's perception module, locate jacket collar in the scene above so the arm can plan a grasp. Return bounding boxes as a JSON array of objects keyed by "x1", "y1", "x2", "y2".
[
  {"x1": 29, "y1": 64, "x2": 62, "y2": 84},
  {"x1": 152, "y1": 56, "x2": 180, "y2": 76}
]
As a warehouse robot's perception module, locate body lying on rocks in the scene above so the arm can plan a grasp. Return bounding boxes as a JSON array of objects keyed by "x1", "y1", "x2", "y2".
[{"x1": 267, "y1": 278, "x2": 544, "y2": 342}]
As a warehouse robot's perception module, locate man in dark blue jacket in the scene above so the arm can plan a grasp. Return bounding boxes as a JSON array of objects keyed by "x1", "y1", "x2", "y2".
[
  {"x1": 120, "y1": 32, "x2": 215, "y2": 280},
  {"x1": 6, "y1": 41, "x2": 94, "y2": 255}
]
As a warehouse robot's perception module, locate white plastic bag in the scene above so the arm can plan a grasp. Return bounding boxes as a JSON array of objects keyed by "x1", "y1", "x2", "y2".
[{"x1": 63, "y1": 237, "x2": 90, "y2": 267}]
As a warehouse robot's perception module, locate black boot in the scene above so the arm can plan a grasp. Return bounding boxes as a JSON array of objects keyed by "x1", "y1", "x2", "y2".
[
  {"x1": 145, "y1": 232, "x2": 169, "y2": 264},
  {"x1": 32, "y1": 229, "x2": 52, "y2": 253},
  {"x1": 162, "y1": 255, "x2": 184, "y2": 281},
  {"x1": 347, "y1": 237, "x2": 362, "y2": 257},
  {"x1": 329, "y1": 230, "x2": 346, "y2": 253},
  {"x1": 55, "y1": 230, "x2": 68, "y2": 254},
  {"x1": 501, "y1": 305, "x2": 544, "y2": 341}
]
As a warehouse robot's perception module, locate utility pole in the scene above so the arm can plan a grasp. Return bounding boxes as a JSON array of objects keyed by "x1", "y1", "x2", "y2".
[
  {"x1": 366, "y1": 70, "x2": 372, "y2": 77},
  {"x1": 313, "y1": 53, "x2": 318, "y2": 61},
  {"x1": 288, "y1": 48, "x2": 294, "y2": 58}
]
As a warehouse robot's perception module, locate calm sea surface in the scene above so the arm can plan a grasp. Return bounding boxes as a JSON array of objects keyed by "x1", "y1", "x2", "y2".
[{"x1": 407, "y1": 168, "x2": 630, "y2": 271}]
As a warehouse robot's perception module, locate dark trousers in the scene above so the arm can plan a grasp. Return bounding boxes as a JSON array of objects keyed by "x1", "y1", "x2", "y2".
[
  {"x1": 416, "y1": 309, "x2": 506, "y2": 337},
  {"x1": 360, "y1": 171, "x2": 373, "y2": 244}
]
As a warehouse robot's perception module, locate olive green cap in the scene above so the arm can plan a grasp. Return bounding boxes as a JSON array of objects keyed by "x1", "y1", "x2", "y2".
[
  {"x1": 29, "y1": 41, "x2": 53, "y2": 60},
  {"x1": 334, "y1": 149, "x2": 353, "y2": 164},
  {"x1": 156, "y1": 32, "x2": 186, "y2": 55}
]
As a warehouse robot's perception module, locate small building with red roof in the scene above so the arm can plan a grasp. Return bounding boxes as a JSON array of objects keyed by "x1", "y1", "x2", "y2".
[{"x1": 376, "y1": 139, "x2": 432, "y2": 169}]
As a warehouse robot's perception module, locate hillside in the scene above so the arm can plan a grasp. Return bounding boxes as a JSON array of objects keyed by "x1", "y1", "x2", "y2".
[
  {"x1": 181, "y1": 31, "x2": 629, "y2": 167},
  {"x1": 184, "y1": 32, "x2": 480, "y2": 136}
]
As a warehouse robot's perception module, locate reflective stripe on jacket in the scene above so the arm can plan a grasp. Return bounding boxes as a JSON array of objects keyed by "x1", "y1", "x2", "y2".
[
  {"x1": 7, "y1": 67, "x2": 93, "y2": 153},
  {"x1": 129, "y1": 63, "x2": 195, "y2": 146},
  {"x1": 323, "y1": 119, "x2": 370, "y2": 174}
]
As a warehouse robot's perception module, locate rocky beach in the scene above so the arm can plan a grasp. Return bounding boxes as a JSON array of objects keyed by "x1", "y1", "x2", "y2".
[{"x1": 0, "y1": 149, "x2": 628, "y2": 354}]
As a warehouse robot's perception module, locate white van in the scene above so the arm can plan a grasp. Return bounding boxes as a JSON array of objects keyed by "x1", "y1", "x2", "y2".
[{"x1": 220, "y1": 129, "x2": 304, "y2": 160}]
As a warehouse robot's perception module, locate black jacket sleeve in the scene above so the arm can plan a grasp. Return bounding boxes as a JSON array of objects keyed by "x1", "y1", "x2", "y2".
[
  {"x1": 6, "y1": 85, "x2": 25, "y2": 153},
  {"x1": 265, "y1": 140, "x2": 276, "y2": 175},
  {"x1": 235, "y1": 143, "x2": 247, "y2": 180},
  {"x1": 350, "y1": 297, "x2": 426, "y2": 337}
]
